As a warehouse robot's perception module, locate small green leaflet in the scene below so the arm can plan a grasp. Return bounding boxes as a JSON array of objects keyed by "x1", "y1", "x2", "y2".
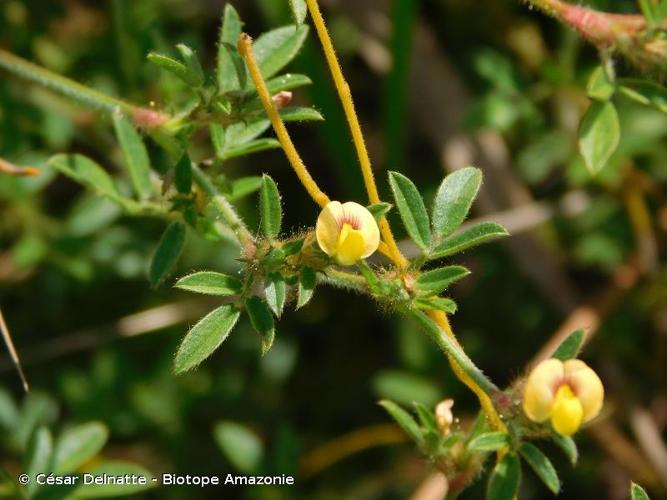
[
  {"x1": 214, "y1": 422, "x2": 264, "y2": 474},
  {"x1": 25, "y1": 427, "x2": 52, "y2": 495},
  {"x1": 217, "y1": 5, "x2": 243, "y2": 92},
  {"x1": 487, "y1": 452, "x2": 521, "y2": 500},
  {"x1": 432, "y1": 167, "x2": 482, "y2": 239},
  {"x1": 552, "y1": 329, "x2": 585, "y2": 361},
  {"x1": 297, "y1": 267, "x2": 316, "y2": 309},
  {"x1": 265, "y1": 273, "x2": 286, "y2": 317},
  {"x1": 174, "y1": 271, "x2": 242, "y2": 296},
  {"x1": 112, "y1": 111, "x2": 153, "y2": 200},
  {"x1": 519, "y1": 442, "x2": 560, "y2": 494},
  {"x1": 416, "y1": 266, "x2": 470, "y2": 296},
  {"x1": 388, "y1": 171, "x2": 431, "y2": 250},
  {"x1": 618, "y1": 79, "x2": 667, "y2": 114},
  {"x1": 147, "y1": 52, "x2": 200, "y2": 87},
  {"x1": 586, "y1": 66, "x2": 615, "y2": 102},
  {"x1": 52, "y1": 422, "x2": 109, "y2": 475},
  {"x1": 288, "y1": 0, "x2": 308, "y2": 25},
  {"x1": 429, "y1": 221, "x2": 508, "y2": 260},
  {"x1": 48, "y1": 154, "x2": 124, "y2": 206},
  {"x1": 631, "y1": 482, "x2": 651, "y2": 500},
  {"x1": 174, "y1": 155, "x2": 192, "y2": 194},
  {"x1": 176, "y1": 44, "x2": 204, "y2": 88},
  {"x1": 413, "y1": 297, "x2": 457, "y2": 314},
  {"x1": 246, "y1": 296, "x2": 276, "y2": 356},
  {"x1": 259, "y1": 175, "x2": 282, "y2": 239},
  {"x1": 252, "y1": 25, "x2": 310, "y2": 81},
  {"x1": 578, "y1": 100, "x2": 620, "y2": 175},
  {"x1": 174, "y1": 304, "x2": 240, "y2": 373},
  {"x1": 378, "y1": 400, "x2": 423, "y2": 446},
  {"x1": 149, "y1": 221, "x2": 186, "y2": 287},
  {"x1": 551, "y1": 432, "x2": 578, "y2": 466},
  {"x1": 367, "y1": 202, "x2": 392, "y2": 222},
  {"x1": 467, "y1": 432, "x2": 510, "y2": 452}
]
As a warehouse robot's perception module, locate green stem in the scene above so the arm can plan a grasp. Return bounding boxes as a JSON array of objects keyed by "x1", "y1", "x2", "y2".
[
  {"x1": 320, "y1": 267, "x2": 368, "y2": 293},
  {"x1": 409, "y1": 309, "x2": 499, "y2": 395},
  {"x1": 191, "y1": 165, "x2": 254, "y2": 246},
  {"x1": 0, "y1": 49, "x2": 169, "y2": 128}
]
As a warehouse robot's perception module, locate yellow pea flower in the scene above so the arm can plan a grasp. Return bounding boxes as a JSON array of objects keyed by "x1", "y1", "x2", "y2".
[
  {"x1": 523, "y1": 358, "x2": 604, "y2": 436},
  {"x1": 315, "y1": 201, "x2": 380, "y2": 266}
]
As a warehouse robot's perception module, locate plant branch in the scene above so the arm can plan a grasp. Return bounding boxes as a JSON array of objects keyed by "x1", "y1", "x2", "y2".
[
  {"x1": 191, "y1": 164, "x2": 255, "y2": 247},
  {"x1": 237, "y1": 34, "x2": 331, "y2": 209},
  {"x1": 0, "y1": 307, "x2": 29, "y2": 392},
  {"x1": 0, "y1": 49, "x2": 169, "y2": 129},
  {"x1": 413, "y1": 309, "x2": 506, "y2": 432},
  {"x1": 304, "y1": 0, "x2": 408, "y2": 269}
]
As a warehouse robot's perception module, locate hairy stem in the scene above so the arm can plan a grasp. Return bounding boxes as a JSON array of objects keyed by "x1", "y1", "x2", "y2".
[
  {"x1": 304, "y1": 0, "x2": 408, "y2": 269},
  {"x1": 191, "y1": 165, "x2": 255, "y2": 247},
  {"x1": 0, "y1": 49, "x2": 169, "y2": 128},
  {"x1": 237, "y1": 34, "x2": 331, "y2": 208},
  {"x1": 414, "y1": 309, "x2": 507, "y2": 432}
]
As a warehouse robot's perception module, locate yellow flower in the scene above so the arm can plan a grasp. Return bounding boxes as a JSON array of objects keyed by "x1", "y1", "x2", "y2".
[
  {"x1": 316, "y1": 201, "x2": 380, "y2": 265},
  {"x1": 523, "y1": 358, "x2": 604, "y2": 436}
]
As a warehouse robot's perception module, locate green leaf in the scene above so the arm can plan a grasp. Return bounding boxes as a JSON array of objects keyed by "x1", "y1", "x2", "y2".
[
  {"x1": 265, "y1": 273, "x2": 286, "y2": 317},
  {"x1": 279, "y1": 106, "x2": 324, "y2": 122},
  {"x1": 223, "y1": 43, "x2": 248, "y2": 90},
  {"x1": 297, "y1": 267, "x2": 316, "y2": 309},
  {"x1": 262, "y1": 73, "x2": 312, "y2": 94},
  {"x1": 225, "y1": 120, "x2": 271, "y2": 147},
  {"x1": 52, "y1": 422, "x2": 109, "y2": 474},
  {"x1": 229, "y1": 176, "x2": 263, "y2": 201},
  {"x1": 487, "y1": 452, "x2": 521, "y2": 500},
  {"x1": 149, "y1": 222, "x2": 186, "y2": 287},
  {"x1": 631, "y1": 482, "x2": 651, "y2": 500},
  {"x1": 0, "y1": 389, "x2": 18, "y2": 430},
  {"x1": 432, "y1": 167, "x2": 482, "y2": 239},
  {"x1": 174, "y1": 155, "x2": 192, "y2": 194},
  {"x1": 388, "y1": 171, "x2": 431, "y2": 249},
  {"x1": 174, "y1": 271, "x2": 242, "y2": 296},
  {"x1": 253, "y1": 25, "x2": 309, "y2": 81},
  {"x1": 416, "y1": 266, "x2": 470, "y2": 296},
  {"x1": 413, "y1": 296, "x2": 457, "y2": 314},
  {"x1": 638, "y1": 0, "x2": 667, "y2": 26},
  {"x1": 519, "y1": 442, "x2": 560, "y2": 494},
  {"x1": 174, "y1": 304, "x2": 241, "y2": 373},
  {"x1": 578, "y1": 100, "x2": 620, "y2": 175},
  {"x1": 260, "y1": 174, "x2": 282, "y2": 239},
  {"x1": 378, "y1": 400, "x2": 423, "y2": 445},
  {"x1": 618, "y1": 79, "x2": 667, "y2": 114},
  {"x1": 551, "y1": 432, "x2": 578, "y2": 466},
  {"x1": 430, "y1": 222, "x2": 508, "y2": 259},
  {"x1": 112, "y1": 112, "x2": 152, "y2": 200},
  {"x1": 213, "y1": 422, "x2": 263, "y2": 474},
  {"x1": 25, "y1": 427, "x2": 52, "y2": 495},
  {"x1": 412, "y1": 402, "x2": 438, "y2": 434},
  {"x1": 367, "y1": 202, "x2": 392, "y2": 221},
  {"x1": 48, "y1": 154, "x2": 123, "y2": 204},
  {"x1": 587, "y1": 66, "x2": 615, "y2": 101},
  {"x1": 71, "y1": 461, "x2": 156, "y2": 498},
  {"x1": 147, "y1": 52, "x2": 199, "y2": 86},
  {"x1": 176, "y1": 43, "x2": 205, "y2": 88},
  {"x1": 217, "y1": 4, "x2": 243, "y2": 92},
  {"x1": 288, "y1": 0, "x2": 308, "y2": 24},
  {"x1": 468, "y1": 432, "x2": 510, "y2": 452},
  {"x1": 210, "y1": 123, "x2": 226, "y2": 158},
  {"x1": 246, "y1": 296, "x2": 276, "y2": 356},
  {"x1": 552, "y1": 329, "x2": 585, "y2": 361},
  {"x1": 222, "y1": 138, "x2": 281, "y2": 160}
]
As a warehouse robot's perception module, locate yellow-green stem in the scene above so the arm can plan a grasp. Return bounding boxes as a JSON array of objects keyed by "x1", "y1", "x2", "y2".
[{"x1": 304, "y1": 0, "x2": 408, "y2": 269}]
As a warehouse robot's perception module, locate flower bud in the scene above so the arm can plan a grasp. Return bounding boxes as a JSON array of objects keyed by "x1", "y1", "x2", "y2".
[
  {"x1": 315, "y1": 201, "x2": 380, "y2": 265},
  {"x1": 523, "y1": 358, "x2": 604, "y2": 436},
  {"x1": 435, "y1": 399, "x2": 455, "y2": 435}
]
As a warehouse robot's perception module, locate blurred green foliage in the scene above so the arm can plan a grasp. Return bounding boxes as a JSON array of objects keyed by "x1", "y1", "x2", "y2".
[{"x1": 1, "y1": 0, "x2": 667, "y2": 499}]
